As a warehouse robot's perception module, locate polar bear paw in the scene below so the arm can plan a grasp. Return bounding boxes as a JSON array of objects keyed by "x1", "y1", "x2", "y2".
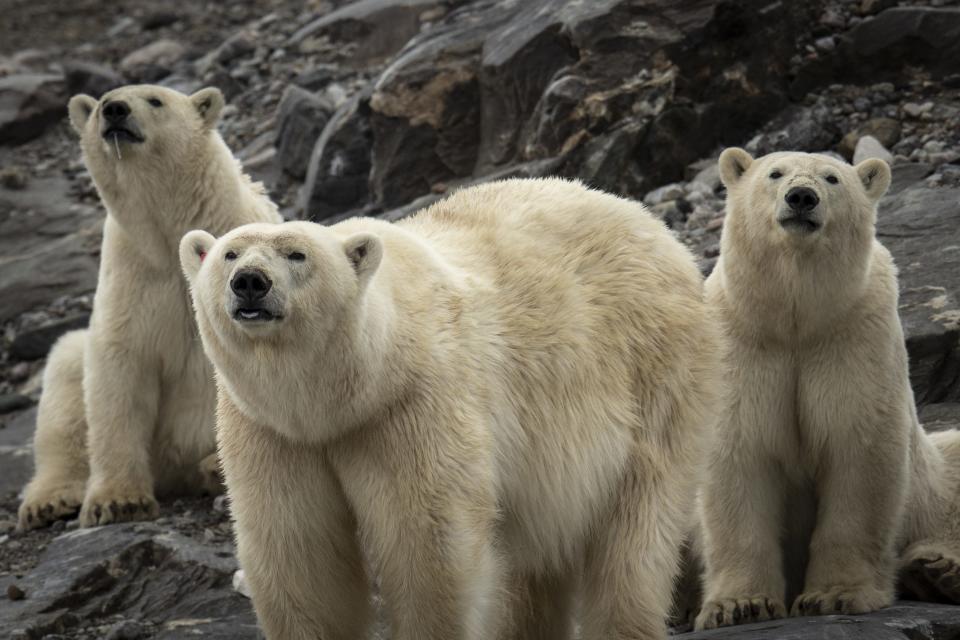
[
  {"x1": 900, "y1": 543, "x2": 960, "y2": 604},
  {"x1": 79, "y1": 486, "x2": 159, "y2": 527},
  {"x1": 197, "y1": 453, "x2": 225, "y2": 495},
  {"x1": 695, "y1": 595, "x2": 786, "y2": 630},
  {"x1": 17, "y1": 480, "x2": 85, "y2": 530},
  {"x1": 791, "y1": 584, "x2": 890, "y2": 616}
]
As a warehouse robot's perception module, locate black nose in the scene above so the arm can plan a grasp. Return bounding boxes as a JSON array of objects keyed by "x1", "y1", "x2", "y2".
[
  {"x1": 785, "y1": 187, "x2": 819, "y2": 213},
  {"x1": 102, "y1": 100, "x2": 130, "y2": 123},
  {"x1": 231, "y1": 269, "x2": 271, "y2": 302}
]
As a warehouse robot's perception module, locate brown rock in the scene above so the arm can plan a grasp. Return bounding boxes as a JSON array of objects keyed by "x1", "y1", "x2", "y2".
[{"x1": 7, "y1": 584, "x2": 25, "y2": 601}]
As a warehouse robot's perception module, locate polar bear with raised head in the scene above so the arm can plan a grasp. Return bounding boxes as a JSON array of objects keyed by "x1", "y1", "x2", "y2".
[
  {"x1": 181, "y1": 178, "x2": 722, "y2": 640},
  {"x1": 17, "y1": 84, "x2": 280, "y2": 530},
  {"x1": 696, "y1": 148, "x2": 960, "y2": 630}
]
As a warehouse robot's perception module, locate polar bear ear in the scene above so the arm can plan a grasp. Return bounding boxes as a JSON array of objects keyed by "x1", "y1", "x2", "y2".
[
  {"x1": 180, "y1": 230, "x2": 217, "y2": 285},
  {"x1": 718, "y1": 147, "x2": 754, "y2": 188},
  {"x1": 343, "y1": 232, "x2": 383, "y2": 287},
  {"x1": 190, "y1": 87, "x2": 225, "y2": 130},
  {"x1": 68, "y1": 94, "x2": 97, "y2": 135},
  {"x1": 854, "y1": 158, "x2": 892, "y2": 202}
]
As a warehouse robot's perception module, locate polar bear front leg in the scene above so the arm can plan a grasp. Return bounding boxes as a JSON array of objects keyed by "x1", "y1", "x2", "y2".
[
  {"x1": 218, "y1": 397, "x2": 371, "y2": 640},
  {"x1": 695, "y1": 454, "x2": 788, "y2": 630},
  {"x1": 330, "y1": 415, "x2": 504, "y2": 640},
  {"x1": 79, "y1": 341, "x2": 161, "y2": 526},
  {"x1": 792, "y1": 434, "x2": 904, "y2": 616}
]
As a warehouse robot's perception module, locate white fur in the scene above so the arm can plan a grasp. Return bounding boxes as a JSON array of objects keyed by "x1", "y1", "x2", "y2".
[
  {"x1": 182, "y1": 178, "x2": 722, "y2": 640},
  {"x1": 18, "y1": 85, "x2": 280, "y2": 530},
  {"x1": 695, "y1": 149, "x2": 960, "y2": 630}
]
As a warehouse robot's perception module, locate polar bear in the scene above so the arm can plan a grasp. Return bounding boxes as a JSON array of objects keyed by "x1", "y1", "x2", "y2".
[
  {"x1": 695, "y1": 148, "x2": 960, "y2": 630},
  {"x1": 179, "y1": 178, "x2": 722, "y2": 640},
  {"x1": 17, "y1": 85, "x2": 280, "y2": 530}
]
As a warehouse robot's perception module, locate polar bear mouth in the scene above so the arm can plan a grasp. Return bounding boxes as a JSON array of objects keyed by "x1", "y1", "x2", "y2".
[
  {"x1": 234, "y1": 308, "x2": 281, "y2": 322},
  {"x1": 102, "y1": 126, "x2": 145, "y2": 144},
  {"x1": 778, "y1": 216, "x2": 821, "y2": 233}
]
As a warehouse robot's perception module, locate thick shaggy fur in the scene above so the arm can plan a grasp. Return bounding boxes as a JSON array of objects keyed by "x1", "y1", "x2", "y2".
[
  {"x1": 17, "y1": 85, "x2": 280, "y2": 530},
  {"x1": 695, "y1": 149, "x2": 960, "y2": 630},
  {"x1": 181, "y1": 178, "x2": 722, "y2": 640}
]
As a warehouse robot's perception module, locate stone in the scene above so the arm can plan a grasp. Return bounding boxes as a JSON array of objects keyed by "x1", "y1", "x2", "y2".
[
  {"x1": 6, "y1": 584, "x2": 25, "y2": 601},
  {"x1": 644, "y1": 183, "x2": 686, "y2": 207},
  {"x1": 749, "y1": 106, "x2": 838, "y2": 156},
  {"x1": 289, "y1": 0, "x2": 450, "y2": 65},
  {"x1": 0, "y1": 74, "x2": 67, "y2": 146},
  {"x1": 119, "y1": 39, "x2": 186, "y2": 82},
  {"x1": 300, "y1": 90, "x2": 374, "y2": 221},
  {"x1": 878, "y1": 185, "x2": 960, "y2": 404},
  {"x1": 0, "y1": 523, "x2": 259, "y2": 638},
  {"x1": 0, "y1": 231, "x2": 98, "y2": 324},
  {"x1": 853, "y1": 135, "x2": 894, "y2": 164},
  {"x1": 197, "y1": 30, "x2": 257, "y2": 75},
  {"x1": 63, "y1": 61, "x2": 124, "y2": 98},
  {"x1": 0, "y1": 394, "x2": 33, "y2": 415},
  {"x1": 839, "y1": 117, "x2": 901, "y2": 159},
  {"x1": 9, "y1": 313, "x2": 90, "y2": 361},
  {"x1": 0, "y1": 166, "x2": 28, "y2": 190},
  {"x1": 275, "y1": 85, "x2": 334, "y2": 179},
  {"x1": 0, "y1": 407, "x2": 36, "y2": 496}
]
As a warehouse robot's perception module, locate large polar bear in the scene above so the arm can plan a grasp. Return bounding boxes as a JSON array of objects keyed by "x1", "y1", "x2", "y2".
[
  {"x1": 180, "y1": 178, "x2": 722, "y2": 640},
  {"x1": 695, "y1": 148, "x2": 960, "y2": 630},
  {"x1": 17, "y1": 85, "x2": 280, "y2": 530}
]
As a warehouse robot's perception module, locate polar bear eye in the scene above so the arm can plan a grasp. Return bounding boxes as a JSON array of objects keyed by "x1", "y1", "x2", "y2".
[
  {"x1": 225, "y1": 251, "x2": 237, "y2": 261},
  {"x1": 825, "y1": 175, "x2": 839, "y2": 184},
  {"x1": 288, "y1": 252, "x2": 306, "y2": 262},
  {"x1": 769, "y1": 171, "x2": 783, "y2": 180},
  {"x1": 148, "y1": 98, "x2": 163, "y2": 108}
]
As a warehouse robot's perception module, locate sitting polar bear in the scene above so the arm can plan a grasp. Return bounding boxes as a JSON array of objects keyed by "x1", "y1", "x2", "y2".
[
  {"x1": 180, "y1": 178, "x2": 722, "y2": 640},
  {"x1": 695, "y1": 148, "x2": 960, "y2": 630},
  {"x1": 17, "y1": 85, "x2": 280, "y2": 530}
]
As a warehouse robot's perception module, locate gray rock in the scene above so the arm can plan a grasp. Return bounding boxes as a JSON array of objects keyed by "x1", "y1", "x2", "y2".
[
  {"x1": 301, "y1": 90, "x2": 374, "y2": 221},
  {"x1": 839, "y1": 117, "x2": 901, "y2": 160},
  {"x1": 0, "y1": 394, "x2": 32, "y2": 415},
  {"x1": 63, "y1": 61, "x2": 124, "y2": 98},
  {"x1": 0, "y1": 522, "x2": 259, "y2": 639},
  {"x1": 0, "y1": 407, "x2": 36, "y2": 496},
  {"x1": 9, "y1": 313, "x2": 89, "y2": 361},
  {"x1": 275, "y1": 85, "x2": 333, "y2": 179},
  {"x1": 0, "y1": 74, "x2": 67, "y2": 146},
  {"x1": 290, "y1": 0, "x2": 453, "y2": 65},
  {"x1": 878, "y1": 185, "x2": 960, "y2": 404},
  {"x1": 853, "y1": 135, "x2": 894, "y2": 164},
  {"x1": 119, "y1": 39, "x2": 186, "y2": 82}
]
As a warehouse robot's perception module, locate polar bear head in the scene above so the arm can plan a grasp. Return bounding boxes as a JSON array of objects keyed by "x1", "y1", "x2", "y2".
[
  {"x1": 180, "y1": 221, "x2": 384, "y2": 440},
  {"x1": 180, "y1": 221, "x2": 382, "y2": 343},
  {"x1": 718, "y1": 148, "x2": 891, "y2": 248},
  {"x1": 68, "y1": 84, "x2": 224, "y2": 183}
]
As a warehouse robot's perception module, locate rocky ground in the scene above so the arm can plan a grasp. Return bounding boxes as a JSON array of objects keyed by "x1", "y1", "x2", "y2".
[{"x1": 1, "y1": 0, "x2": 959, "y2": 638}]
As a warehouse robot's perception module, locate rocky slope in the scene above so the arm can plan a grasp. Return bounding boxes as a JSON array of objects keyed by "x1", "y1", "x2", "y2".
[{"x1": 1, "y1": 0, "x2": 959, "y2": 638}]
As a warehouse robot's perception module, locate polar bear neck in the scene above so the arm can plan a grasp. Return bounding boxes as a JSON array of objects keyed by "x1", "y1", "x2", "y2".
[
  {"x1": 206, "y1": 277, "x2": 402, "y2": 444},
  {"x1": 94, "y1": 133, "x2": 275, "y2": 270}
]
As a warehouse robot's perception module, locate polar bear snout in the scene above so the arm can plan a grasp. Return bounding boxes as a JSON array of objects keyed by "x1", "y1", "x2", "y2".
[
  {"x1": 231, "y1": 269, "x2": 272, "y2": 302},
  {"x1": 779, "y1": 186, "x2": 822, "y2": 234},
  {"x1": 229, "y1": 268, "x2": 284, "y2": 324},
  {"x1": 100, "y1": 99, "x2": 145, "y2": 145},
  {"x1": 785, "y1": 186, "x2": 819, "y2": 213}
]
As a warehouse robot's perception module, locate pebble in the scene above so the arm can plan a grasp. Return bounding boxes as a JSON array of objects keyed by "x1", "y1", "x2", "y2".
[
  {"x1": 7, "y1": 583, "x2": 25, "y2": 600},
  {"x1": 854, "y1": 135, "x2": 894, "y2": 164},
  {"x1": 213, "y1": 494, "x2": 229, "y2": 513}
]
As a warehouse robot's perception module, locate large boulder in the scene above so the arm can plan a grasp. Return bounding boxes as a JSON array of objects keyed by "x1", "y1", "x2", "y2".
[
  {"x1": 879, "y1": 184, "x2": 960, "y2": 405},
  {"x1": 0, "y1": 522, "x2": 258, "y2": 639},
  {"x1": 362, "y1": 0, "x2": 823, "y2": 208},
  {"x1": 0, "y1": 74, "x2": 67, "y2": 146},
  {"x1": 275, "y1": 85, "x2": 334, "y2": 179}
]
